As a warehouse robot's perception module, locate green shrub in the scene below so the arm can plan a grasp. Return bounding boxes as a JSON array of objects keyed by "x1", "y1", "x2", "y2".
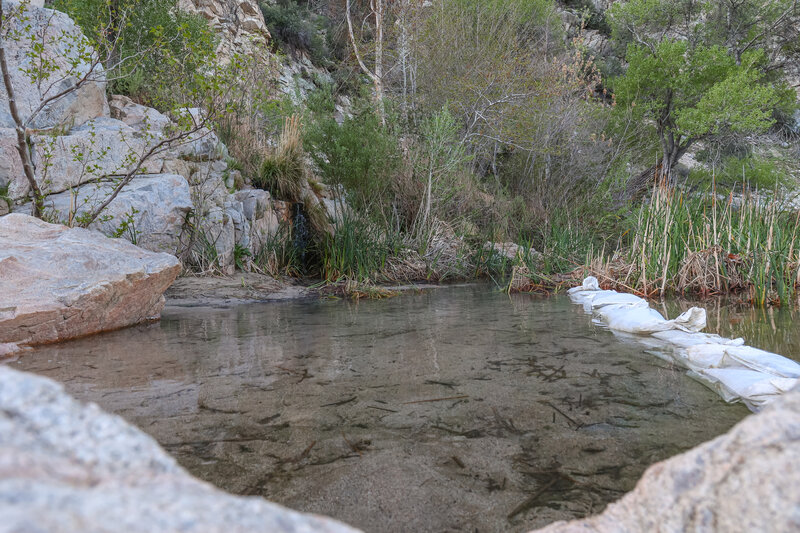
[
  {"x1": 304, "y1": 90, "x2": 400, "y2": 214},
  {"x1": 252, "y1": 115, "x2": 306, "y2": 200},
  {"x1": 54, "y1": 0, "x2": 216, "y2": 109},
  {"x1": 260, "y1": 0, "x2": 329, "y2": 63},
  {"x1": 686, "y1": 156, "x2": 785, "y2": 191},
  {"x1": 318, "y1": 212, "x2": 403, "y2": 282}
]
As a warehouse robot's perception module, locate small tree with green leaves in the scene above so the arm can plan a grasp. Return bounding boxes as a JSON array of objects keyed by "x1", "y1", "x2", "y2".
[{"x1": 613, "y1": 40, "x2": 779, "y2": 192}]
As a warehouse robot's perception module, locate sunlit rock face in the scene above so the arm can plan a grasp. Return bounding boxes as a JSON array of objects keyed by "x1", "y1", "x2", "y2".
[{"x1": 0, "y1": 214, "x2": 180, "y2": 346}]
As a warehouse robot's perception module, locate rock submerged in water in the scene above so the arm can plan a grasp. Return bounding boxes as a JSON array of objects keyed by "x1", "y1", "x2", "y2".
[
  {"x1": 0, "y1": 214, "x2": 180, "y2": 346},
  {"x1": 532, "y1": 386, "x2": 800, "y2": 533},
  {"x1": 0, "y1": 365, "x2": 359, "y2": 533}
]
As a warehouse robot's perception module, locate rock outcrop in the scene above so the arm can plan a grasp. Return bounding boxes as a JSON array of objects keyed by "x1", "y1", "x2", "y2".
[
  {"x1": 0, "y1": 1, "x2": 109, "y2": 130},
  {"x1": 533, "y1": 386, "x2": 800, "y2": 533},
  {"x1": 0, "y1": 365, "x2": 358, "y2": 533},
  {"x1": 177, "y1": 0, "x2": 271, "y2": 64},
  {"x1": 0, "y1": 214, "x2": 180, "y2": 346},
  {"x1": 0, "y1": 1, "x2": 290, "y2": 272}
]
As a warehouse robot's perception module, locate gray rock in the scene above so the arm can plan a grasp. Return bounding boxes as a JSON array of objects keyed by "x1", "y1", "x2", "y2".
[
  {"x1": 109, "y1": 95, "x2": 172, "y2": 134},
  {"x1": 0, "y1": 1, "x2": 109, "y2": 130},
  {"x1": 0, "y1": 214, "x2": 180, "y2": 346},
  {"x1": 534, "y1": 386, "x2": 800, "y2": 533},
  {"x1": 0, "y1": 365, "x2": 359, "y2": 533},
  {"x1": 31, "y1": 174, "x2": 193, "y2": 254},
  {"x1": 0, "y1": 128, "x2": 23, "y2": 193},
  {"x1": 5, "y1": 118, "x2": 165, "y2": 201}
]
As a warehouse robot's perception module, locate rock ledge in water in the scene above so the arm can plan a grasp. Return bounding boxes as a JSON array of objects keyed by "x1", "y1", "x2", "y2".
[
  {"x1": 0, "y1": 213, "x2": 180, "y2": 346},
  {"x1": 0, "y1": 365, "x2": 358, "y2": 533},
  {"x1": 532, "y1": 386, "x2": 800, "y2": 533}
]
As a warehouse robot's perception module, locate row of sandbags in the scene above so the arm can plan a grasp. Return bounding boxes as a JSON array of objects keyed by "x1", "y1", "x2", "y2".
[{"x1": 568, "y1": 277, "x2": 800, "y2": 412}]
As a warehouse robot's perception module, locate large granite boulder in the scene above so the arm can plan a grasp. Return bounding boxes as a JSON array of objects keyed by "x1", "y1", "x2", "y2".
[
  {"x1": 0, "y1": 214, "x2": 180, "y2": 347},
  {"x1": 29, "y1": 174, "x2": 193, "y2": 254},
  {"x1": 0, "y1": 1, "x2": 109, "y2": 130},
  {"x1": 5, "y1": 118, "x2": 163, "y2": 201},
  {"x1": 0, "y1": 365, "x2": 358, "y2": 533},
  {"x1": 533, "y1": 387, "x2": 800, "y2": 533}
]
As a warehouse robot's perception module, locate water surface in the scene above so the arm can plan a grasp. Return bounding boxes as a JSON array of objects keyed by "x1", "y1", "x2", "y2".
[{"x1": 11, "y1": 286, "x2": 753, "y2": 532}]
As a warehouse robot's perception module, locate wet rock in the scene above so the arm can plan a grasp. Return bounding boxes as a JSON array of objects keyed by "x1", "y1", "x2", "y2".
[
  {"x1": 0, "y1": 365, "x2": 358, "y2": 533},
  {"x1": 0, "y1": 213, "x2": 180, "y2": 346},
  {"x1": 534, "y1": 386, "x2": 800, "y2": 533},
  {"x1": 0, "y1": 1, "x2": 109, "y2": 130}
]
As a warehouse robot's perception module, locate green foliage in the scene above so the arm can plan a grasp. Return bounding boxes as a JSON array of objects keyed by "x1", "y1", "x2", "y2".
[
  {"x1": 618, "y1": 186, "x2": 800, "y2": 306},
  {"x1": 233, "y1": 243, "x2": 251, "y2": 270},
  {"x1": 54, "y1": 0, "x2": 217, "y2": 108},
  {"x1": 687, "y1": 156, "x2": 786, "y2": 192},
  {"x1": 260, "y1": 0, "x2": 329, "y2": 63},
  {"x1": 613, "y1": 40, "x2": 778, "y2": 169},
  {"x1": 318, "y1": 212, "x2": 403, "y2": 282},
  {"x1": 304, "y1": 90, "x2": 400, "y2": 213},
  {"x1": 252, "y1": 222, "x2": 303, "y2": 277},
  {"x1": 111, "y1": 207, "x2": 140, "y2": 244}
]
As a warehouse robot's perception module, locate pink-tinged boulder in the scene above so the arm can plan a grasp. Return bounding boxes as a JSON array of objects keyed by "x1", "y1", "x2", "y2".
[
  {"x1": 532, "y1": 386, "x2": 800, "y2": 533},
  {"x1": 0, "y1": 213, "x2": 180, "y2": 346}
]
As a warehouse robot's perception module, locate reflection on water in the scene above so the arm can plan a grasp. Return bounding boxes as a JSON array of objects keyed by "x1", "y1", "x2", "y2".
[{"x1": 11, "y1": 286, "x2": 751, "y2": 532}]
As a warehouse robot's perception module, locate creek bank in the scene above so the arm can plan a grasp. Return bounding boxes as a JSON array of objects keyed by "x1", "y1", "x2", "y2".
[{"x1": 0, "y1": 214, "x2": 179, "y2": 348}]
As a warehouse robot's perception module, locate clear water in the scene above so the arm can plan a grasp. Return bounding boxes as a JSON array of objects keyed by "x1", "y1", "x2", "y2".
[{"x1": 10, "y1": 285, "x2": 756, "y2": 532}]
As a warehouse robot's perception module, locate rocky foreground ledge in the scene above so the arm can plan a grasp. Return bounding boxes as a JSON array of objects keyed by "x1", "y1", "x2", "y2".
[
  {"x1": 0, "y1": 214, "x2": 180, "y2": 349},
  {"x1": 535, "y1": 388, "x2": 800, "y2": 533},
  {"x1": 0, "y1": 366, "x2": 357, "y2": 533},
  {"x1": 0, "y1": 362, "x2": 797, "y2": 533}
]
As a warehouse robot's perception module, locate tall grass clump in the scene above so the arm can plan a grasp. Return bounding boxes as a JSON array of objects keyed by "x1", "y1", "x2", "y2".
[
  {"x1": 319, "y1": 213, "x2": 403, "y2": 282},
  {"x1": 601, "y1": 184, "x2": 800, "y2": 306},
  {"x1": 253, "y1": 115, "x2": 307, "y2": 200}
]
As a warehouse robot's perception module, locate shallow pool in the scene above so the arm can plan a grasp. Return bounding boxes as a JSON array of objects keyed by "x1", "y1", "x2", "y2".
[{"x1": 12, "y1": 285, "x2": 753, "y2": 532}]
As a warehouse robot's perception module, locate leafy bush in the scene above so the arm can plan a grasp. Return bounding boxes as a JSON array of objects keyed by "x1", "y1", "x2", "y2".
[
  {"x1": 304, "y1": 90, "x2": 400, "y2": 214},
  {"x1": 53, "y1": 0, "x2": 216, "y2": 108},
  {"x1": 260, "y1": 0, "x2": 329, "y2": 63},
  {"x1": 686, "y1": 156, "x2": 785, "y2": 191}
]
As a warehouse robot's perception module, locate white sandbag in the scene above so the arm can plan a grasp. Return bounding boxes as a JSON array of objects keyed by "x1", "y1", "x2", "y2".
[
  {"x1": 596, "y1": 305, "x2": 706, "y2": 334},
  {"x1": 588, "y1": 292, "x2": 648, "y2": 309},
  {"x1": 596, "y1": 304, "x2": 670, "y2": 333},
  {"x1": 652, "y1": 330, "x2": 744, "y2": 348},
  {"x1": 680, "y1": 344, "x2": 735, "y2": 372},
  {"x1": 724, "y1": 345, "x2": 800, "y2": 378},
  {"x1": 568, "y1": 276, "x2": 599, "y2": 294},
  {"x1": 572, "y1": 289, "x2": 621, "y2": 306},
  {"x1": 670, "y1": 307, "x2": 707, "y2": 332},
  {"x1": 692, "y1": 368, "x2": 799, "y2": 410}
]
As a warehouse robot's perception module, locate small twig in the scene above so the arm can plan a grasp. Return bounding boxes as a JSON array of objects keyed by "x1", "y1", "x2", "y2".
[
  {"x1": 402, "y1": 395, "x2": 469, "y2": 405},
  {"x1": 540, "y1": 400, "x2": 582, "y2": 429},
  {"x1": 367, "y1": 405, "x2": 398, "y2": 413},
  {"x1": 508, "y1": 477, "x2": 559, "y2": 519},
  {"x1": 341, "y1": 432, "x2": 363, "y2": 457},
  {"x1": 322, "y1": 396, "x2": 357, "y2": 407},
  {"x1": 287, "y1": 441, "x2": 316, "y2": 463}
]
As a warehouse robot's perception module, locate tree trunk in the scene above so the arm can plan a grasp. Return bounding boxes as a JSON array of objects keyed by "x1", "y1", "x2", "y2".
[{"x1": 0, "y1": 6, "x2": 44, "y2": 218}]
